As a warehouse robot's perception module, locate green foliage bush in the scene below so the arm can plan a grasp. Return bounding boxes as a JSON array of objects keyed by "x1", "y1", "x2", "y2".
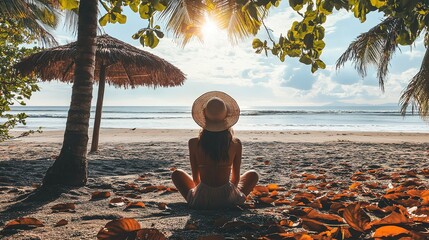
[{"x1": 0, "y1": 19, "x2": 40, "y2": 141}]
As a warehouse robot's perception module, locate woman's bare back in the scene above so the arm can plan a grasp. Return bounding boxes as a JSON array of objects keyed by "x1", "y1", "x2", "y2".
[{"x1": 188, "y1": 137, "x2": 242, "y2": 187}]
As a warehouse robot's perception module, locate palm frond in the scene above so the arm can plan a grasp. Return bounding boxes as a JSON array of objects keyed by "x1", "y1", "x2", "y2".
[
  {"x1": 0, "y1": 0, "x2": 31, "y2": 17},
  {"x1": 158, "y1": 0, "x2": 205, "y2": 46},
  {"x1": 27, "y1": 2, "x2": 59, "y2": 27},
  {"x1": 400, "y1": 47, "x2": 429, "y2": 118},
  {"x1": 22, "y1": 18, "x2": 57, "y2": 46},
  {"x1": 0, "y1": 0, "x2": 60, "y2": 46},
  {"x1": 336, "y1": 17, "x2": 402, "y2": 91},
  {"x1": 210, "y1": 0, "x2": 265, "y2": 43}
]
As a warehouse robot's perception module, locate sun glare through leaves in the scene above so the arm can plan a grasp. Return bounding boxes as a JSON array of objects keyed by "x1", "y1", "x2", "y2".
[{"x1": 201, "y1": 15, "x2": 221, "y2": 42}]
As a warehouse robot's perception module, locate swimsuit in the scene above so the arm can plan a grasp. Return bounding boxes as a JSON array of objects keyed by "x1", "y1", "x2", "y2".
[{"x1": 187, "y1": 181, "x2": 246, "y2": 209}]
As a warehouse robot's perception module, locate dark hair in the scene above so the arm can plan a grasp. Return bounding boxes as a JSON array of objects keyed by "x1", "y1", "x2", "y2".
[{"x1": 198, "y1": 129, "x2": 233, "y2": 162}]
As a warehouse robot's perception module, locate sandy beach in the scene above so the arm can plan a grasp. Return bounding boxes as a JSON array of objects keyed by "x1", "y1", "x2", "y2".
[{"x1": 0, "y1": 129, "x2": 428, "y2": 239}]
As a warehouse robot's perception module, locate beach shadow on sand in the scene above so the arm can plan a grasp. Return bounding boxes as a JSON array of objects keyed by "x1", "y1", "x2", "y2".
[
  {"x1": 151, "y1": 202, "x2": 279, "y2": 239},
  {"x1": 0, "y1": 155, "x2": 175, "y2": 223}
]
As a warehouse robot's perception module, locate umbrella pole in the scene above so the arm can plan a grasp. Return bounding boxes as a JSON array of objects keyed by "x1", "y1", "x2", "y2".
[{"x1": 90, "y1": 65, "x2": 106, "y2": 153}]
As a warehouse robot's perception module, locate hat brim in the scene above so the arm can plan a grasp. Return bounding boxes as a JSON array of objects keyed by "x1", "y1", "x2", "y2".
[{"x1": 192, "y1": 91, "x2": 240, "y2": 132}]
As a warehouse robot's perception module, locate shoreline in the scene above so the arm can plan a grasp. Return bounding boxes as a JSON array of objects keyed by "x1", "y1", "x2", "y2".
[{"x1": 6, "y1": 128, "x2": 429, "y2": 144}]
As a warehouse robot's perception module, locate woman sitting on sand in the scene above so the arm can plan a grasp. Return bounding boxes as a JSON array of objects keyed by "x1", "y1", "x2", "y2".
[{"x1": 172, "y1": 91, "x2": 259, "y2": 209}]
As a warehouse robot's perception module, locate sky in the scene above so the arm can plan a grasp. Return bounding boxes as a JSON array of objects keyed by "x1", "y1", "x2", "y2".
[{"x1": 26, "y1": 2, "x2": 426, "y2": 107}]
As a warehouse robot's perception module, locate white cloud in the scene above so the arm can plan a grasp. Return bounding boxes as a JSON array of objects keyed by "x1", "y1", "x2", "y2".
[{"x1": 324, "y1": 10, "x2": 352, "y2": 35}]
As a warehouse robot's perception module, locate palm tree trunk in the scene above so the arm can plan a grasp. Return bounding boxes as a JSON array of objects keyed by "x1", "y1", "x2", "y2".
[
  {"x1": 43, "y1": 0, "x2": 98, "y2": 186},
  {"x1": 90, "y1": 64, "x2": 106, "y2": 153}
]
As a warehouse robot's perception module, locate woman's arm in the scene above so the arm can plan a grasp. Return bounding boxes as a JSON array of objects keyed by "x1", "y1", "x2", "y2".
[
  {"x1": 189, "y1": 138, "x2": 200, "y2": 185},
  {"x1": 230, "y1": 139, "x2": 242, "y2": 186}
]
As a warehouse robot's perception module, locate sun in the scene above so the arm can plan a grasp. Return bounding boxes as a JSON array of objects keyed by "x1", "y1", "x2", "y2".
[{"x1": 201, "y1": 15, "x2": 220, "y2": 40}]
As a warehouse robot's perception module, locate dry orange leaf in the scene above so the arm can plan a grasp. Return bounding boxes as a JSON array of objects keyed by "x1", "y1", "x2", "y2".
[
  {"x1": 125, "y1": 201, "x2": 146, "y2": 210},
  {"x1": 91, "y1": 191, "x2": 111, "y2": 200},
  {"x1": 4, "y1": 217, "x2": 44, "y2": 229},
  {"x1": 253, "y1": 185, "x2": 269, "y2": 193},
  {"x1": 274, "y1": 199, "x2": 291, "y2": 206},
  {"x1": 279, "y1": 217, "x2": 302, "y2": 227},
  {"x1": 259, "y1": 197, "x2": 275, "y2": 205},
  {"x1": 301, "y1": 218, "x2": 331, "y2": 232},
  {"x1": 415, "y1": 206, "x2": 429, "y2": 215},
  {"x1": 51, "y1": 203, "x2": 76, "y2": 212},
  {"x1": 97, "y1": 218, "x2": 141, "y2": 239},
  {"x1": 136, "y1": 228, "x2": 166, "y2": 240},
  {"x1": 368, "y1": 206, "x2": 411, "y2": 227},
  {"x1": 165, "y1": 187, "x2": 178, "y2": 192},
  {"x1": 303, "y1": 208, "x2": 345, "y2": 223},
  {"x1": 349, "y1": 182, "x2": 361, "y2": 191},
  {"x1": 124, "y1": 193, "x2": 141, "y2": 199},
  {"x1": 330, "y1": 226, "x2": 353, "y2": 239},
  {"x1": 54, "y1": 219, "x2": 68, "y2": 227},
  {"x1": 293, "y1": 192, "x2": 316, "y2": 203},
  {"x1": 303, "y1": 174, "x2": 317, "y2": 181},
  {"x1": 372, "y1": 226, "x2": 411, "y2": 238},
  {"x1": 342, "y1": 202, "x2": 370, "y2": 232},
  {"x1": 365, "y1": 182, "x2": 379, "y2": 189},
  {"x1": 267, "y1": 184, "x2": 279, "y2": 191},
  {"x1": 330, "y1": 202, "x2": 348, "y2": 214}
]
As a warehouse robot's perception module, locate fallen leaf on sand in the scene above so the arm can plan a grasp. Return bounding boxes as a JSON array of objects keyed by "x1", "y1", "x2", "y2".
[
  {"x1": 259, "y1": 197, "x2": 276, "y2": 204},
  {"x1": 372, "y1": 225, "x2": 424, "y2": 240},
  {"x1": 124, "y1": 193, "x2": 141, "y2": 199},
  {"x1": 97, "y1": 218, "x2": 141, "y2": 240},
  {"x1": 343, "y1": 202, "x2": 370, "y2": 232},
  {"x1": 301, "y1": 218, "x2": 331, "y2": 232},
  {"x1": 125, "y1": 201, "x2": 145, "y2": 210},
  {"x1": 136, "y1": 228, "x2": 166, "y2": 240},
  {"x1": 253, "y1": 185, "x2": 269, "y2": 194},
  {"x1": 4, "y1": 217, "x2": 44, "y2": 230},
  {"x1": 54, "y1": 219, "x2": 68, "y2": 227},
  {"x1": 91, "y1": 191, "x2": 111, "y2": 200},
  {"x1": 51, "y1": 203, "x2": 76, "y2": 212}
]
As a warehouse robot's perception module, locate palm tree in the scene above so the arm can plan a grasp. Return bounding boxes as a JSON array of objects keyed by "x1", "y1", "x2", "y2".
[
  {"x1": 0, "y1": 0, "x2": 60, "y2": 46},
  {"x1": 336, "y1": 17, "x2": 429, "y2": 118},
  {"x1": 43, "y1": 0, "x2": 98, "y2": 186}
]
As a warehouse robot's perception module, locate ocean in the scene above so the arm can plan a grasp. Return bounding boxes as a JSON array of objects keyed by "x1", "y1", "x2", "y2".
[{"x1": 8, "y1": 106, "x2": 429, "y2": 133}]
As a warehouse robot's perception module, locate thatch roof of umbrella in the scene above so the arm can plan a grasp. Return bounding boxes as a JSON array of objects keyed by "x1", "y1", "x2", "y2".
[
  {"x1": 15, "y1": 34, "x2": 185, "y2": 88},
  {"x1": 15, "y1": 34, "x2": 186, "y2": 152}
]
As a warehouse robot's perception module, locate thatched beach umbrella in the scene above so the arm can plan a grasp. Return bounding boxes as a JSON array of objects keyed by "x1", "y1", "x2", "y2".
[{"x1": 15, "y1": 34, "x2": 186, "y2": 152}]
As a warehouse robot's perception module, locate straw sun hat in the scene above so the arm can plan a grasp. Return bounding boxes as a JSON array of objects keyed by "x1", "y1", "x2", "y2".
[{"x1": 192, "y1": 91, "x2": 240, "y2": 132}]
